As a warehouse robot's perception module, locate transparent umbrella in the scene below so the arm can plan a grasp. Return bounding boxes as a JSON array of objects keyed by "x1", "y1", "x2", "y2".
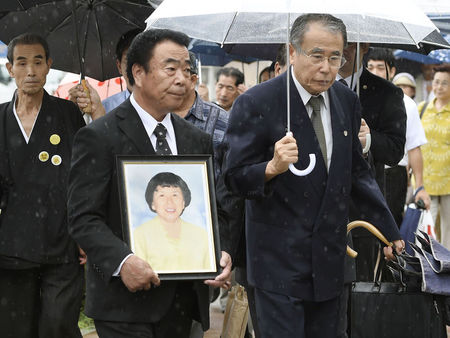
[
  {"x1": 146, "y1": 0, "x2": 436, "y2": 47},
  {"x1": 146, "y1": 0, "x2": 437, "y2": 176}
]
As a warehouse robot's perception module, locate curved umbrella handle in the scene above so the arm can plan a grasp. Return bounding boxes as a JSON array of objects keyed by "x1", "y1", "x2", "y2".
[
  {"x1": 346, "y1": 220, "x2": 392, "y2": 258},
  {"x1": 286, "y1": 132, "x2": 316, "y2": 176}
]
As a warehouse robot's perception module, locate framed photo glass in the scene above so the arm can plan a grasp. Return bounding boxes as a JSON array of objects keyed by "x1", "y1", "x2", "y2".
[{"x1": 117, "y1": 155, "x2": 221, "y2": 280}]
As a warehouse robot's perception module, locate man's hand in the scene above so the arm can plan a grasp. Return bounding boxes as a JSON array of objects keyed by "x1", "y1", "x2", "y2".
[
  {"x1": 198, "y1": 83, "x2": 209, "y2": 102},
  {"x1": 358, "y1": 118, "x2": 370, "y2": 148},
  {"x1": 68, "y1": 81, "x2": 105, "y2": 121},
  {"x1": 120, "y1": 255, "x2": 160, "y2": 292},
  {"x1": 204, "y1": 251, "x2": 232, "y2": 290},
  {"x1": 383, "y1": 239, "x2": 405, "y2": 261},
  {"x1": 78, "y1": 246, "x2": 87, "y2": 265},
  {"x1": 415, "y1": 189, "x2": 431, "y2": 210},
  {"x1": 237, "y1": 83, "x2": 248, "y2": 95},
  {"x1": 265, "y1": 134, "x2": 298, "y2": 181}
]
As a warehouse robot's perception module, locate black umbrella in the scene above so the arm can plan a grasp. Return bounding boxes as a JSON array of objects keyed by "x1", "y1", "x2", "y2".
[
  {"x1": 0, "y1": 0, "x2": 154, "y2": 81},
  {"x1": 2, "y1": 0, "x2": 56, "y2": 12}
]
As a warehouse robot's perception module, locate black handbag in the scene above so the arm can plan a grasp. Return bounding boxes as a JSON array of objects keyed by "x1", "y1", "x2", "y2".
[
  {"x1": 347, "y1": 221, "x2": 448, "y2": 338},
  {"x1": 351, "y1": 280, "x2": 447, "y2": 338}
]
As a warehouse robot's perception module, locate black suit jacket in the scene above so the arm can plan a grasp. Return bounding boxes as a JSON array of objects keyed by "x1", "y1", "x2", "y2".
[
  {"x1": 0, "y1": 91, "x2": 84, "y2": 266},
  {"x1": 67, "y1": 99, "x2": 214, "y2": 327},
  {"x1": 223, "y1": 70, "x2": 401, "y2": 302},
  {"x1": 358, "y1": 68, "x2": 406, "y2": 193}
]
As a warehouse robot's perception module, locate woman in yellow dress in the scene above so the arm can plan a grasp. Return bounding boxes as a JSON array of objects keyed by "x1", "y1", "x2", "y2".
[
  {"x1": 133, "y1": 172, "x2": 212, "y2": 273},
  {"x1": 418, "y1": 65, "x2": 450, "y2": 249}
]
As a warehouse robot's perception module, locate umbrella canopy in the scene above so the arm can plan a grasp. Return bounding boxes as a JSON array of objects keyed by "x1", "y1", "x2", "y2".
[
  {"x1": 189, "y1": 39, "x2": 258, "y2": 66},
  {"x1": 2, "y1": 0, "x2": 55, "y2": 11},
  {"x1": 395, "y1": 34, "x2": 450, "y2": 64},
  {"x1": 146, "y1": 0, "x2": 437, "y2": 47},
  {"x1": 54, "y1": 74, "x2": 125, "y2": 101},
  {"x1": 428, "y1": 34, "x2": 450, "y2": 62},
  {"x1": 0, "y1": 0, "x2": 153, "y2": 81}
]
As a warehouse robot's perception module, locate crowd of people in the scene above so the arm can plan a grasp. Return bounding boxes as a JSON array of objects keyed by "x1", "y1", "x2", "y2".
[{"x1": 0, "y1": 11, "x2": 448, "y2": 338}]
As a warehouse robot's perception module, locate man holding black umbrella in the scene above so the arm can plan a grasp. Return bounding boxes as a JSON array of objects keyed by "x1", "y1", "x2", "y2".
[{"x1": 0, "y1": 33, "x2": 102, "y2": 338}]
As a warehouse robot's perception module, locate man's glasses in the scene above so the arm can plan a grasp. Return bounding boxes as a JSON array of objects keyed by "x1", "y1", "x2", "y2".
[{"x1": 299, "y1": 49, "x2": 346, "y2": 69}]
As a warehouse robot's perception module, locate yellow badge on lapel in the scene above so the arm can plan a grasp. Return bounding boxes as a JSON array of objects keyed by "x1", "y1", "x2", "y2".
[
  {"x1": 38, "y1": 151, "x2": 49, "y2": 162},
  {"x1": 50, "y1": 134, "x2": 61, "y2": 145},
  {"x1": 344, "y1": 130, "x2": 348, "y2": 136},
  {"x1": 51, "y1": 155, "x2": 62, "y2": 166}
]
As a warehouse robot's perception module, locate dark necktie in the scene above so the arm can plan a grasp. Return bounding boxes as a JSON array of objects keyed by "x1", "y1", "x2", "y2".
[
  {"x1": 309, "y1": 96, "x2": 327, "y2": 166},
  {"x1": 339, "y1": 78, "x2": 348, "y2": 87},
  {"x1": 153, "y1": 123, "x2": 172, "y2": 155}
]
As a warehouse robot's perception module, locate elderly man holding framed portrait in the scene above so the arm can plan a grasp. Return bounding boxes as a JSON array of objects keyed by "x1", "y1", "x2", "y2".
[{"x1": 68, "y1": 29, "x2": 232, "y2": 338}]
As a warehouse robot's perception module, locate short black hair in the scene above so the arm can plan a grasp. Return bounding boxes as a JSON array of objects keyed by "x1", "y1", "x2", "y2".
[
  {"x1": 189, "y1": 51, "x2": 198, "y2": 75},
  {"x1": 434, "y1": 64, "x2": 450, "y2": 74},
  {"x1": 145, "y1": 172, "x2": 191, "y2": 213},
  {"x1": 216, "y1": 67, "x2": 244, "y2": 86},
  {"x1": 259, "y1": 66, "x2": 271, "y2": 83},
  {"x1": 126, "y1": 29, "x2": 190, "y2": 86},
  {"x1": 366, "y1": 48, "x2": 396, "y2": 69},
  {"x1": 7, "y1": 33, "x2": 50, "y2": 64},
  {"x1": 115, "y1": 28, "x2": 142, "y2": 62},
  {"x1": 276, "y1": 44, "x2": 287, "y2": 67}
]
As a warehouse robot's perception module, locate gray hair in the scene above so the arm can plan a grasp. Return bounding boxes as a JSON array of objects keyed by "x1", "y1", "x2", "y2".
[{"x1": 290, "y1": 14, "x2": 347, "y2": 51}]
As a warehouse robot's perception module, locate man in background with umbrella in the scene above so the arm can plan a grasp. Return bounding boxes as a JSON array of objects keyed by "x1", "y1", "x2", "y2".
[
  {"x1": 337, "y1": 43, "x2": 406, "y2": 282},
  {"x1": 366, "y1": 48, "x2": 430, "y2": 224},
  {"x1": 223, "y1": 14, "x2": 404, "y2": 337},
  {"x1": 0, "y1": 33, "x2": 102, "y2": 337}
]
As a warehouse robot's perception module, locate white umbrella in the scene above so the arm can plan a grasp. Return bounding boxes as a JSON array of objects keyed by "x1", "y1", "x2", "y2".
[
  {"x1": 146, "y1": 0, "x2": 436, "y2": 46},
  {"x1": 146, "y1": 0, "x2": 437, "y2": 176}
]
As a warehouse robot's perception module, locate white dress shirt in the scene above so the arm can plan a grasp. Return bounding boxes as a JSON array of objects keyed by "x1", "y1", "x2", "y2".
[
  {"x1": 291, "y1": 66, "x2": 333, "y2": 171},
  {"x1": 130, "y1": 93, "x2": 178, "y2": 155},
  {"x1": 114, "y1": 94, "x2": 179, "y2": 276},
  {"x1": 12, "y1": 97, "x2": 40, "y2": 144}
]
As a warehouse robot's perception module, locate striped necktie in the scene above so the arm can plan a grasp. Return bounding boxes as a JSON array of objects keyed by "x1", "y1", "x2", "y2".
[{"x1": 309, "y1": 96, "x2": 327, "y2": 166}]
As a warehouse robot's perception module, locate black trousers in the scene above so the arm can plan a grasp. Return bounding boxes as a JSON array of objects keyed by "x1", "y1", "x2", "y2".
[
  {"x1": 385, "y1": 165, "x2": 408, "y2": 227},
  {"x1": 0, "y1": 262, "x2": 84, "y2": 338},
  {"x1": 254, "y1": 287, "x2": 340, "y2": 338},
  {"x1": 95, "y1": 282, "x2": 198, "y2": 338}
]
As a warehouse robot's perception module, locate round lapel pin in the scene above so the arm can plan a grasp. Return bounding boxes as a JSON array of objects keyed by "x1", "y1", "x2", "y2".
[
  {"x1": 38, "y1": 151, "x2": 49, "y2": 162},
  {"x1": 51, "y1": 155, "x2": 62, "y2": 166},
  {"x1": 50, "y1": 134, "x2": 61, "y2": 145}
]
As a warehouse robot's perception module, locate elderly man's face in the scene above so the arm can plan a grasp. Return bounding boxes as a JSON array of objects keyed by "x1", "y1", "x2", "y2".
[
  {"x1": 152, "y1": 185, "x2": 185, "y2": 224},
  {"x1": 215, "y1": 75, "x2": 239, "y2": 110},
  {"x1": 290, "y1": 22, "x2": 344, "y2": 95},
  {"x1": 6, "y1": 43, "x2": 51, "y2": 95},
  {"x1": 132, "y1": 40, "x2": 191, "y2": 120}
]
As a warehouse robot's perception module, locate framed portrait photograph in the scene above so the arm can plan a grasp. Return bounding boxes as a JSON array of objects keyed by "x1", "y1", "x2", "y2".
[{"x1": 117, "y1": 155, "x2": 221, "y2": 280}]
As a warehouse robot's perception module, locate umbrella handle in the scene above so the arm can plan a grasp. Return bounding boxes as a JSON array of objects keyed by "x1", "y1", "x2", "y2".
[
  {"x1": 286, "y1": 132, "x2": 316, "y2": 176},
  {"x1": 346, "y1": 220, "x2": 393, "y2": 258},
  {"x1": 80, "y1": 79, "x2": 92, "y2": 114}
]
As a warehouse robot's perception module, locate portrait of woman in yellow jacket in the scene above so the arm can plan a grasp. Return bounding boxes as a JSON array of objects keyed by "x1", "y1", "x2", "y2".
[{"x1": 133, "y1": 172, "x2": 212, "y2": 273}]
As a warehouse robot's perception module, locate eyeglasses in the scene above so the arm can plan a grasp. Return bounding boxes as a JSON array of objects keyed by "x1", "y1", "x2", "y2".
[
  {"x1": 299, "y1": 49, "x2": 346, "y2": 69},
  {"x1": 432, "y1": 80, "x2": 449, "y2": 88}
]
